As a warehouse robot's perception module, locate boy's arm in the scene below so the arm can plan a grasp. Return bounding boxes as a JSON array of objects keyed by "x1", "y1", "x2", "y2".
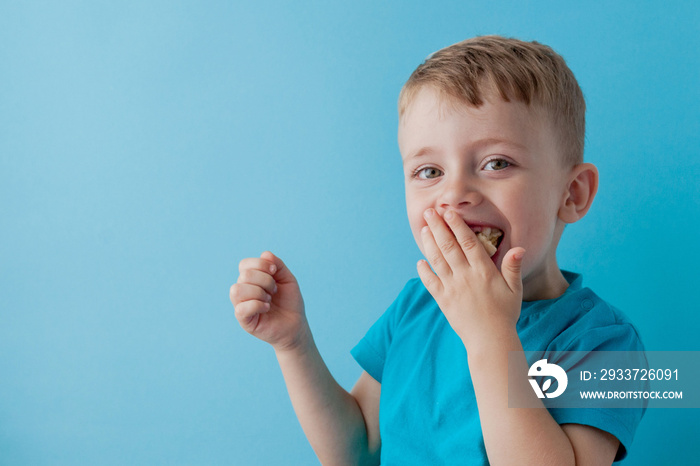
[
  {"x1": 561, "y1": 424, "x2": 620, "y2": 465},
  {"x1": 275, "y1": 340, "x2": 381, "y2": 465},
  {"x1": 418, "y1": 210, "x2": 619, "y2": 465},
  {"x1": 351, "y1": 371, "x2": 382, "y2": 456},
  {"x1": 467, "y1": 328, "x2": 619, "y2": 465},
  {"x1": 231, "y1": 251, "x2": 380, "y2": 465}
]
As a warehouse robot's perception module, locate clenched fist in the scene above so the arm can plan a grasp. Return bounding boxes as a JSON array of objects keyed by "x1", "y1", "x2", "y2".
[{"x1": 230, "y1": 251, "x2": 309, "y2": 352}]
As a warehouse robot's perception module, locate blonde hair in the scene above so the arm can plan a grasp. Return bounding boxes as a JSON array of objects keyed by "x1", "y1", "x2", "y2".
[{"x1": 398, "y1": 35, "x2": 585, "y2": 166}]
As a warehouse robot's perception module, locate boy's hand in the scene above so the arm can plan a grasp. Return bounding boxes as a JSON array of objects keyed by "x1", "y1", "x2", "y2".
[
  {"x1": 230, "y1": 251, "x2": 309, "y2": 352},
  {"x1": 416, "y1": 208, "x2": 526, "y2": 347}
]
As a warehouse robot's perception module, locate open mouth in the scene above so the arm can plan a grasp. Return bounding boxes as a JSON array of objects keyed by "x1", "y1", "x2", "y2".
[{"x1": 471, "y1": 226, "x2": 504, "y2": 258}]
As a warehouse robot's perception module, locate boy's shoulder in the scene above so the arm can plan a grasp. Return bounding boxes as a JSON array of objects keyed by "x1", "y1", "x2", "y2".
[
  {"x1": 385, "y1": 272, "x2": 645, "y2": 353},
  {"x1": 519, "y1": 271, "x2": 645, "y2": 353}
]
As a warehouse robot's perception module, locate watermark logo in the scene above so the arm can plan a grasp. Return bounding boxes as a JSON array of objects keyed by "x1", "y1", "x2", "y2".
[
  {"x1": 528, "y1": 359, "x2": 568, "y2": 399},
  {"x1": 511, "y1": 351, "x2": 697, "y2": 408}
]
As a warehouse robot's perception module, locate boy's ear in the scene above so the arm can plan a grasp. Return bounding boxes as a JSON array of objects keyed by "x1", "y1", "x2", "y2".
[{"x1": 558, "y1": 163, "x2": 599, "y2": 224}]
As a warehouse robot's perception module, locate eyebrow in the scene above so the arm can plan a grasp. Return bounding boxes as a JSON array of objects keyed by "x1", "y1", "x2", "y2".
[
  {"x1": 403, "y1": 138, "x2": 528, "y2": 162},
  {"x1": 403, "y1": 146, "x2": 437, "y2": 161}
]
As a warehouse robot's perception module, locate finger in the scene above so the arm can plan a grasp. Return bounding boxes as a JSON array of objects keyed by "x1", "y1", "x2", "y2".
[
  {"x1": 234, "y1": 299, "x2": 270, "y2": 328},
  {"x1": 239, "y1": 257, "x2": 277, "y2": 276},
  {"x1": 421, "y1": 222, "x2": 452, "y2": 278},
  {"x1": 443, "y1": 209, "x2": 485, "y2": 265},
  {"x1": 417, "y1": 259, "x2": 443, "y2": 296},
  {"x1": 230, "y1": 282, "x2": 273, "y2": 307},
  {"x1": 501, "y1": 248, "x2": 526, "y2": 295},
  {"x1": 260, "y1": 251, "x2": 297, "y2": 285},
  {"x1": 237, "y1": 268, "x2": 277, "y2": 295},
  {"x1": 424, "y1": 208, "x2": 465, "y2": 272}
]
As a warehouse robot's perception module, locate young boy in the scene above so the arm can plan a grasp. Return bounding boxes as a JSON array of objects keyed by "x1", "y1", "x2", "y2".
[{"x1": 230, "y1": 36, "x2": 645, "y2": 465}]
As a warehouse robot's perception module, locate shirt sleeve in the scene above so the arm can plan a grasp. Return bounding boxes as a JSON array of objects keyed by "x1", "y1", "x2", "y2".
[
  {"x1": 548, "y1": 322, "x2": 647, "y2": 463},
  {"x1": 351, "y1": 279, "x2": 419, "y2": 384}
]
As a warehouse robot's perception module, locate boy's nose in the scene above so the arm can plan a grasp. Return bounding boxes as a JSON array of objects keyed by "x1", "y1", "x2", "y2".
[{"x1": 437, "y1": 177, "x2": 483, "y2": 212}]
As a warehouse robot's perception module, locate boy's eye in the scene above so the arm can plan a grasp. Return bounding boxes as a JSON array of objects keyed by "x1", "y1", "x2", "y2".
[
  {"x1": 415, "y1": 167, "x2": 443, "y2": 179},
  {"x1": 484, "y1": 159, "x2": 510, "y2": 171}
]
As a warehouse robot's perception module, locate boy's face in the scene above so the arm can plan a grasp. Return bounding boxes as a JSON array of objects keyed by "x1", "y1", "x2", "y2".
[{"x1": 399, "y1": 86, "x2": 572, "y2": 300}]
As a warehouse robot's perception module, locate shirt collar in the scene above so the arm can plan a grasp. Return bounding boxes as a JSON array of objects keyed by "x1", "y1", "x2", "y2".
[{"x1": 519, "y1": 270, "x2": 582, "y2": 318}]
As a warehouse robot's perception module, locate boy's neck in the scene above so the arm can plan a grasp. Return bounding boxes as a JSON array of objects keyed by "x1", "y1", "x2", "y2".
[{"x1": 521, "y1": 263, "x2": 570, "y2": 302}]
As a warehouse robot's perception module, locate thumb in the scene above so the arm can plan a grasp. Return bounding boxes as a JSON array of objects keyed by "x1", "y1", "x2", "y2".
[
  {"x1": 501, "y1": 247, "x2": 525, "y2": 294},
  {"x1": 260, "y1": 251, "x2": 297, "y2": 284}
]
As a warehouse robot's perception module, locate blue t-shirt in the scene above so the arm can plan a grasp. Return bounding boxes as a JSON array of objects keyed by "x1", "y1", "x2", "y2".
[{"x1": 351, "y1": 271, "x2": 646, "y2": 465}]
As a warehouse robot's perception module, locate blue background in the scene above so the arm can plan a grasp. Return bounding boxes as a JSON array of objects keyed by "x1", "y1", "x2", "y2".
[{"x1": 1, "y1": 1, "x2": 698, "y2": 464}]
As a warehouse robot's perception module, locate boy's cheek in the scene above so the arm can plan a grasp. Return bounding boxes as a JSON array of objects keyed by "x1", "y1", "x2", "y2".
[
  {"x1": 413, "y1": 230, "x2": 426, "y2": 256},
  {"x1": 410, "y1": 223, "x2": 428, "y2": 257}
]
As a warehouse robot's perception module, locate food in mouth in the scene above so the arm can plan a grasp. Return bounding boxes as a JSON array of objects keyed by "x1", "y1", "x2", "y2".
[{"x1": 475, "y1": 227, "x2": 503, "y2": 257}]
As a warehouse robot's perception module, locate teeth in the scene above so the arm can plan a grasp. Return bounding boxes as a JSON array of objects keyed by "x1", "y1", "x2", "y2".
[{"x1": 475, "y1": 228, "x2": 502, "y2": 257}]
